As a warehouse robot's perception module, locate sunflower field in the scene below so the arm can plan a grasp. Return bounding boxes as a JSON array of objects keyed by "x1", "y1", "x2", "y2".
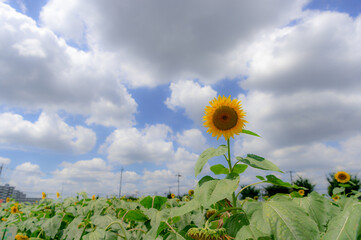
[
  {"x1": 1, "y1": 95, "x2": 360, "y2": 239},
  {"x1": 1, "y1": 185, "x2": 361, "y2": 240}
]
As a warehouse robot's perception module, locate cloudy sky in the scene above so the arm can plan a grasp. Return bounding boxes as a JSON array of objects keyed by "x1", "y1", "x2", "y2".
[{"x1": 1, "y1": 0, "x2": 361, "y2": 198}]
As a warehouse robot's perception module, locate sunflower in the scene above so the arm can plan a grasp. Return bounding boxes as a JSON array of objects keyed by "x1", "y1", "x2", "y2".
[
  {"x1": 42, "y1": 192, "x2": 46, "y2": 199},
  {"x1": 203, "y1": 95, "x2": 247, "y2": 140},
  {"x1": 298, "y1": 189, "x2": 305, "y2": 196},
  {"x1": 253, "y1": 196, "x2": 259, "y2": 200},
  {"x1": 332, "y1": 195, "x2": 340, "y2": 201},
  {"x1": 188, "y1": 189, "x2": 194, "y2": 196},
  {"x1": 6, "y1": 197, "x2": 10, "y2": 202},
  {"x1": 92, "y1": 195, "x2": 96, "y2": 200},
  {"x1": 171, "y1": 193, "x2": 175, "y2": 199},
  {"x1": 334, "y1": 171, "x2": 350, "y2": 183},
  {"x1": 56, "y1": 192, "x2": 60, "y2": 198},
  {"x1": 15, "y1": 234, "x2": 29, "y2": 240},
  {"x1": 11, "y1": 205, "x2": 19, "y2": 214}
]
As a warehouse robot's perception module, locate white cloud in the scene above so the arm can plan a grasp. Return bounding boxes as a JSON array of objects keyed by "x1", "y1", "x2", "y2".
[
  {"x1": 100, "y1": 124, "x2": 174, "y2": 165},
  {"x1": 40, "y1": 0, "x2": 308, "y2": 87},
  {"x1": 165, "y1": 80, "x2": 217, "y2": 124},
  {"x1": 166, "y1": 147, "x2": 199, "y2": 176},
  {"x1": 141, "y1": 169, "x2": 196, "y2": 196},
  {"x1": 0, "y1": 3, "x2": 137, "y2": 128},
  {"x1": 8, "y1": 159, "x2": 199, "y2": 198},
  {"x1": 0, "y1": 112, "x2": 96, "y2": 153},
  {"x1": 242, "y1": 11, "x2": 361, "y2": 94},
  {"x1": 8, "y1": 159, "x2": 141, "y2": 198},
  {"x1": 176, "y1": 129, "x2": 207, "y2": 152},
  {"x1": 0, "y1": 156, "x2": 11, "y2": 164},
  {"x1": 225, "y1": 11, "x2": 361, "y2": 194}
]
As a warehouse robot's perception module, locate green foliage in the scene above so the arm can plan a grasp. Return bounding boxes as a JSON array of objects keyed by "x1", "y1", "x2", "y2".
[
  {"x1": 239, "y1": 185, "x2": 260, "y2": 200},
  {"x1": 327, "y1": 172, "x2": 361, "y2": 196},
  {"x1": 292, "y1": 177, "x2": 316, "y2": 196},
  {"x1": 194, "y1": 145, "x2": 227, "y2": 177},
  {"x1": 0, "y1": 189, "x2": 360, "y2": 239},
  {"x1": 264, "y1": 184, "x2": 291, "y2": 196}
]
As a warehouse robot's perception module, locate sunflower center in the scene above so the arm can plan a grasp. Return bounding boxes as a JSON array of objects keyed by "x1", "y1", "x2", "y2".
[
  {"x1": 338, "y1": 174, "x2": 346, "y2": 180},
  {"x1": 212, "y1": 106, "x2": 238, "y2": 130}
]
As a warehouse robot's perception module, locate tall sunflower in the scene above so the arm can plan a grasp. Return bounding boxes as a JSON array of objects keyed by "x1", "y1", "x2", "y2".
[
  {"x1": 335, "y1": 171, "x2": 350, "y2": 183},
  {"x1": 203, "y1": 95, "x2": 247, "y2": 140}
]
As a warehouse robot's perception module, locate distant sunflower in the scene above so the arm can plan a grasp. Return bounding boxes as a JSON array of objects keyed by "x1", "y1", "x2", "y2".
[
  {"x1": 171, "y1": 193, "x2": 175, "y2": 199},
  {"x1": 42, "y1": 192, "x2": 46, "y2": 199},
  {"x1": 188, "y1": 189, "x2": 194, "y2": 196},
  {"x1": 335, "y1": 171, "x2": 350, "y2": 183},
  {"x1": 6, "y1": 197, "x2": 10, "y2": 202},
  {"x1": 298, "y1": 189, "x2": 305, "y2": 196},
  {"x1": 56, "y1": 192, "x2": 60, "y2": 198},
  {"x1": 11, "y1": 206, "x2": 19, "y2": 214},
  {"x1": 332, "y1": 195, "x2": 340, "y2": 201},
  {"x1": 15, "y1": 234, "x2": 29, "y2": 240},
  {"x1": 92, "y1": 195, "x2": 96, "y2": 200},
  {"x1": 203, "y1": 95, "x2": 247, "y2": 140},
  {"x1": 253, "y1": 196, "x2": 259, "y2": 201}
]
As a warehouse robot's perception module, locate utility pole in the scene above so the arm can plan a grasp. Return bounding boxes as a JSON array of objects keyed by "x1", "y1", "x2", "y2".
[
  {"x1": 286, "y1": 170, "x2": 294, "y2": 184},
  {"x1": 118, "y1": 168, "x2": 124, "y2": 198},
  {"x1": 0, "y1": 164, "x2": 3, "y2": 183},
  {"x1": 175, "y1": 173, "x2": 182, "y2": 197}
]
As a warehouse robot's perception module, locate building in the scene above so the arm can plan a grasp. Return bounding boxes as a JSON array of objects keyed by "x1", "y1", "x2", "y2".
[{"x1": 0, "y1": 184, "x2": 40, "y2": 203}]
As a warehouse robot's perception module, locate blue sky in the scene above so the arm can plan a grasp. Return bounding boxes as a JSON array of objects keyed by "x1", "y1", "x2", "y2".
[{"x1": 1, "y1": 0, "x2": 361, "y2": 198}]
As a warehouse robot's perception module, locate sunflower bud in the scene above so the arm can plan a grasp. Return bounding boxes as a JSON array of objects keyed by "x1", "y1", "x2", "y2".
[
  {"x1": 187, "y1": 227, "x2": 228, "y2": 240},
  {"x1": 206, "y1": 209, "x2": 217, "y2": 219}
]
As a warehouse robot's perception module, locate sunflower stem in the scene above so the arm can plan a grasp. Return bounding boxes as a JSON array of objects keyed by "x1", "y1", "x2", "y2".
[
  {"x1": 226, "y1": 139, "x2": 238, "y2": 209},
  {"x1": 226, "y1": 139, "x2": 232, "y2": 171}
]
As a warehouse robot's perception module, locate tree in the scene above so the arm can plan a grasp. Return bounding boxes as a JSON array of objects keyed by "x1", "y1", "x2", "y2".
[
  {"x1": 263, "y1": 184, "x2": 290, "y2": 197},
  {"x1": 239, "y1": 185, "x2": 260, "y2": 200},
  {"x1": 327, "y1": 172, "x2": 361, "y2": 196},
  {"x1": 292, "y1": 177, "x2": 316, "y2": 197}
]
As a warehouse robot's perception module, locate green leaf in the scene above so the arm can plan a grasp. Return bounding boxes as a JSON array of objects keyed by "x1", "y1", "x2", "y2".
[
  {"x1": 263, "y1": 200, "x2": 319, "y2": 240},
  {"x1": 198, "y1": 175, "x2": 215, "y2": 187},
  {"x1": 225, "y1": 172, "x2": 239, "y2": 180},
  {"x1": 242, "y1": 129, "x2": 261, "y2": 137},
  {"x1": 77, "y1": 191, "x2": 88, "y2": 200},
  {"x1": 232, "y1": 164, "x2": 248, "y2": 174},
  {"x1": 339, "y1": 184, "x2": 350, "y2": 188},
  {"x1": 223, "y1": 213, "x2": 250, "y2": 237},
  {"x1": 237, "y1": 154, "x2": 283, "y2": 173},
  {"x1": 264, "y1": 175, "x2": 294, "y2": 188},
  {"x1": 140, "y1": 196, "x2": 168, "y2": 210},
  {"x1": 323, "y1": 202, "x2": 361, "y2": 240},
  {"x1": 123, "y1": 210, "x2": 149, "y2": 222},
  {"x1": 210, "y1": 164, "x2": 229, "y2": 175},
  {"x1": 194, "y1": 177, "x2": 240, "y2": 208},
  {"x1": 61, "y1": 216, "x2": 84, "y2": 240},
  {"x1": 90, "y1": 215, "x2": 119, "y2": 230},
  {"x1": 241, "y1": 201, "x2": 271, "y2": 237},
  {"x1": 195, "y1": 145, "x2": 227, "y2": 177},
  {"x1": 144, "y1": 209, "x2": 171, "y2": 239},
  {"x1": 41, "y1": 215, "x2": 63, "y2": 239},
  {"x1": 170, "y1": 199, "x2": 200, "y2": 217},
  {"x1": 256, "y1": 175, "x2": 265, "y2": 181},
  {"x1": 82, "y1": 229, "x2": 117, "y2": 240},
  {"x1": 293, "y1": 192, "x2": 328, "y2": 232},
  {"x1": 333, "y1": 187, "x2": 345, "y2": 195}
]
